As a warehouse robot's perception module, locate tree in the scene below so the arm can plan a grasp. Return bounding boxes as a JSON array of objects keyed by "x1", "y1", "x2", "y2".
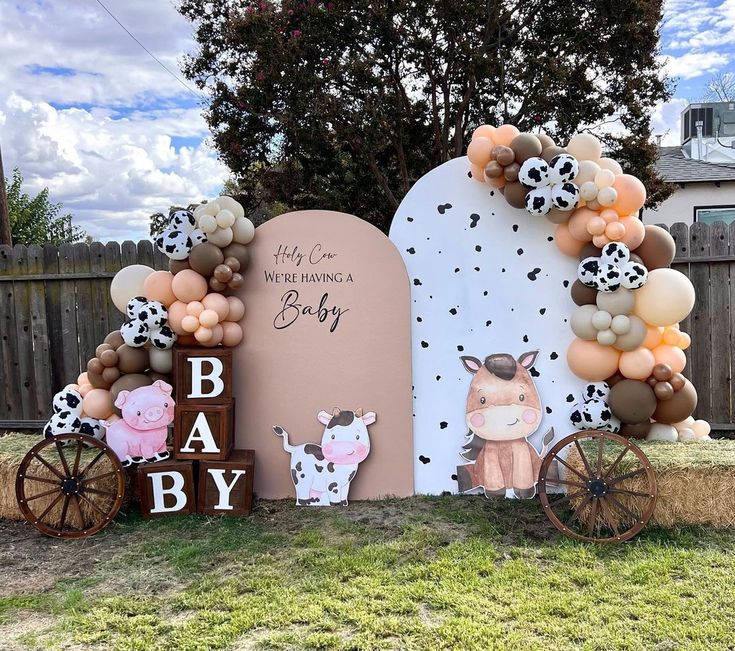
[
  {"x1": 5, "y1": 168, "x2": 86, "y2": 245},
  {"x1": 179, "y1": 0, "x2": 673, "y2": 233},
  {"x1": 703, "y1": 72, "x2": 735, "y2": 102},
  {"x1": 149, "y1": 203, "x2": 200, "y2": 237}
]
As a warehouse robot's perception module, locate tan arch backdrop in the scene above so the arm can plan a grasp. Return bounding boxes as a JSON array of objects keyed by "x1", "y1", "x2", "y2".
[{"x1": 234, "y1": 210, "x2": 414, "y2": 499}]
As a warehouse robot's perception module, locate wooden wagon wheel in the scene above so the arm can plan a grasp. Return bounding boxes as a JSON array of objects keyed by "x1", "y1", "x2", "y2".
[
  {"x1": 538, "y1": 430, "x2": 657, "y2": 543},
  {"x1": 15, "y1": 433, "x2": 125, "y2": 539}
]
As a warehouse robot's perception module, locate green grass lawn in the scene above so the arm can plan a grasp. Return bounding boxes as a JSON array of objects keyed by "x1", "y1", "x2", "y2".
[{"x1": 2, "y1": 496, "x2": 735, "y2": 651}]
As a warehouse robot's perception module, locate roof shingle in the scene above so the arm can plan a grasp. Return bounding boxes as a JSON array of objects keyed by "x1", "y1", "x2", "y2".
[{"x1": 655, "y1": 146, "x2": 735, "y2": 183}]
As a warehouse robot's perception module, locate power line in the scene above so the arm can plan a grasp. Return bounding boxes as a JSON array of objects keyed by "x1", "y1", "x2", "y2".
[{"x1": 92, "y1": 0, "x2": 205, "y2": 101}]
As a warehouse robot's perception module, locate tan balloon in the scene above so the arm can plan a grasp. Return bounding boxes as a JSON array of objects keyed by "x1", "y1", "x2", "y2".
[
  {"x1": 612, "y1": 315, "x2": 647, "y2": 351},
  {"x1": 596, "y1": 287, "x2": 634, "y2": 316},
  {"x1": 571, "y1": 304, "x2": 598, "y2": 340},
  {"x1": 634, "y1": 268, "x2": 695, "y2": 326}
]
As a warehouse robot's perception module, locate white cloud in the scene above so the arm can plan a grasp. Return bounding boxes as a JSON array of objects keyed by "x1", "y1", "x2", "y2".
[
  {"x1": 659, "y1": 52, "x2": 730, "y2": 80},
  {"x1": 651, "y1": 97, "x2": 690, "y2": 145},
  {"x1": 0, "y1": 1, "x2": 228, "y2": 242}
]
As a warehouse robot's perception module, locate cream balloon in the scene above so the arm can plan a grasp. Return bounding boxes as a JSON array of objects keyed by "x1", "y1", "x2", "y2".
[
  {"x1": 207, "y1": 227, "x2": 234, "y2": 248},
  {"x1": 598, "y1": 157, "x2": 623, "y2": 175},
  {"x1": 216, "y1": 209, "x2": 236, "y2": 229},
  {"x1": 574, "y1": 160, "x2": 601, "y2": 186},
  {"x1": 232, "y1": 216, "x2": 255, "y2": 244},
  {"x1": 634, "y1": 268, "x2": 696, "y2": 326},
  {"x1": 646, "y1": 423, "x2": 678, "y2": 442},
  {"x1": 216, "y1": 195, "x2": 245, "y2": 220},
  {"x1": 110, "y1": 264, "x2": 155, "y2": 314},
  {"x1": 194, "y1": 202, "x2": 220, "y2": 218},
  {"x1": 149, "y1": 348, "x2": 173, "y2": 374},
  {"x1": 566, "y1": 133, "x2": 602, "y2": 161}
]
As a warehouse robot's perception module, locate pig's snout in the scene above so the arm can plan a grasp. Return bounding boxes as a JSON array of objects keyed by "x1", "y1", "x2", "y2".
[
  {"x1": 145, "y1": 406, "x2": 164, "y2": 422},
  {"x1": 470, "y1": 412, "x2": 485, "y2": 428}
]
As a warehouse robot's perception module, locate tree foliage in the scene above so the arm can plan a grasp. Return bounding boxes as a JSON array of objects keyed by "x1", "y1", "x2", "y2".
[
  {"x1": 5, "y1": 168, "x2": 86, "y2": 245},
  {"x1": 180, "y1": 0, "x2": 673, "y2": 232}
]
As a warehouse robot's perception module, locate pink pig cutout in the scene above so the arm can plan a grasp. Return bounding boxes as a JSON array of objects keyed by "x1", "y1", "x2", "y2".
[{"x1": 103, "y1": 380, "x2": 175, "y2": 467}]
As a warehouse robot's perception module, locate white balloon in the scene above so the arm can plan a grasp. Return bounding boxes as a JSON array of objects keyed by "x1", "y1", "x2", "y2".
[
  {"x1": 207, "y1": 227, "x2": 234, "y2": 248},
  {"x1": 677, "y1": 428, "x2": 695, "y2": 442},
  {"x1": 232, "y1": 216, "x2": 255, "y2": 244},
  {"x1": 216, "y1": 195, "x2": 245, "y2": 220},
  {"x1": 110, "y1": 265, "x2": 155, "y2": 314},
  {"x1": 646, "y1": 423, "x2": 678, "y2": 442},
  {"x1": 198, "y1": 214, "x2": 218, "y2": 234},
  {"x1": 216, "y1": 209, "x2": 236, "y2": 229},
  {"x1": 194, "y1": 202, "x2": 220, "y2": 218}
]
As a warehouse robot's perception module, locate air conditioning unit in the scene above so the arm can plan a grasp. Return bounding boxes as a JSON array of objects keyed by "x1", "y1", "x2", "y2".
[{"x1": 681, "y1": 102, "x2": 735, "y2": 144}]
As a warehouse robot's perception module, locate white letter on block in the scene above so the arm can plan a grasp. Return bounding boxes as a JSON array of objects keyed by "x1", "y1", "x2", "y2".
[
  {"x1": 181, "y1": 412, "x2": 221, "y2": 453},
  {"x1": 188, "y1": 357, "x2": 224, "y2": 399},
  {"x1": 149, "y1": 471, "x2": 187, "y2": 513},
  {"x1": 207, "y1": 469, "x2": 246, "y2": 510}
]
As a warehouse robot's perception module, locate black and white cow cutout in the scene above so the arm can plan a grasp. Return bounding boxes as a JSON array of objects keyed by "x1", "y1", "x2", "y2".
[
  {"x1": 390, "y1": 157, "x2": 584, "y2": 495},
  {"x1": 273, "y1": 408, "x2": 377, "y2": 506}
]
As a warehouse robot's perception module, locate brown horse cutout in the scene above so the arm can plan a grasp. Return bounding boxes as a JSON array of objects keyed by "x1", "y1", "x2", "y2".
[{"x1": 456, "y1": 350, "x2": 554, "y2": 498}]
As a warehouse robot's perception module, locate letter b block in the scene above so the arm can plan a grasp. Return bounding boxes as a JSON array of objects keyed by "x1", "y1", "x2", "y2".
[
  {"x1": 174, "y1": 347, "x2": 232, "y2": 405},
  {"x1": 138, "y1": 460, "x2": 196, "y2": 518},
  {"x1": 174, "y1": 401, "x2": 234, "y2": 461},
  {"x1": 198, "y1": 450, "x2": 255, "y2": 516}
]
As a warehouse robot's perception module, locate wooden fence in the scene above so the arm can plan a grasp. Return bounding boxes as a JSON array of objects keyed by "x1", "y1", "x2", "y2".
[{"x1": 0, "y1": 223, "x2": 733, "y2": 432}]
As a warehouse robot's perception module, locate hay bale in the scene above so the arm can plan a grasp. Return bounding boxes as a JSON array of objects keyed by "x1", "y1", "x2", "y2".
[
  {"x1": 567, "y1": 439, "x2": 735, "y2": 528},
  {"x1": 0, "y1": 432, "x2": 136, "y2": 526}
]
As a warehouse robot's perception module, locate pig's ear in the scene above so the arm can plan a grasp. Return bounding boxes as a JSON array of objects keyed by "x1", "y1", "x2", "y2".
[
  {"x1": 460, "y1": 356, "x2": 483, "y2": 374},
  {"x1": 317, "y1": 410, "x2": 332, "y2": 425},
  {"x1": 115, "y1": 391, "x2": 130, "y2": 409},
  {"x1": 518, "y1": 350, "x2": 539, "y2": 370},
  {"x1": 361, "y1": 411, "x2": 377, "y2": 426},
  {"x1": 153, "y1": 380, "x2": 173, "y2": 395}
]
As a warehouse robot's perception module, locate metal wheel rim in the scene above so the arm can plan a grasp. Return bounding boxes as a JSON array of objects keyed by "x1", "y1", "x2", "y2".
[
  {"x1": 538, "y1": 430, "x2": 657, "y2": 543},
  {"x1": 15, "y1": 433, "x2": 125, "y2": 539}
]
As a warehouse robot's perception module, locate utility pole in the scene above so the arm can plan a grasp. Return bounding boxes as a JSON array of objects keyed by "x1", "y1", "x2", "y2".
[{"x1": 0, "y1": 144, "x2": 11, "y2": 246}]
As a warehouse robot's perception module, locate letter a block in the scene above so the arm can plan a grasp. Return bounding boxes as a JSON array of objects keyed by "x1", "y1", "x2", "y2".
[
  {"x1": 198, "y1": 450, "x2": 255, "y2": 516},
  {"x1": 138, "y1": 460, "x2": 196, "y2": 518},
  {"x1": 174, "y1": 401, "x2": 234, "y2": 461},
  {"x1": 174, "y1": 347, "x2": 232, "y2": 405}
]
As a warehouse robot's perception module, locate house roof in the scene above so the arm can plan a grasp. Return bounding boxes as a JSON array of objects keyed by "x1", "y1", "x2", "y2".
[{"x1": 656, "y1": 146, "x2": 735, "y2": 183}]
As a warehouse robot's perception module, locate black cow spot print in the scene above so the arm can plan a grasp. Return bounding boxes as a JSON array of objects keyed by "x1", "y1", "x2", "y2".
[
  {"x1": 315, "y1": 465, "x2": 323, "y2": 473},
  {"x1": 517, "y1": 248, "x2": 524, "y2": 256},
  {"x1": 550, "y1": 352, "x2": 558, "y2": 360},
  {"x1": 475, "y1": 245, "x2": 482, "y2": 252},
  {"x1": 413, "y1": 278, "x2": 422, "y2": 286},
  {"x1": 457, "y1": 345, "x2": 464, "y2": 352},
  {"x1": 407, "y1": 216, "x2": 414, "y2": 222},
  {"x1": 419, "y1": 455, "x2": 431, "y2": 464},
  {"x1": 437, "y1": 203, "x2": 453, "y2": 214},
  {"x1": 527, "y1": 268, "x2": 541, "y2": 281},
  {"x1": 532, "y1": 196, "x2": 545, "y2": 211},
  {"x1": 485, "y1": 320, "x2": 491, "y2": 326},
  {"x1": 530, "y1": 368, "x2": 540, "y2": 377},
  {"x1": 470, "y1": 213, "x2": 480, "y2": 228},
  {"x1": 407, "y1": 247, "x2": 415, "y2": 254},
  {"x1": 566, "y1": 394, "x2": 575, "y2": 402},
  {"x1": 328, "y1": 482, "x2": 338, "y2": 493},
  {"x1": 451, "y1": 474, "x2": 458, "y2": 481},
  {"x1": 454, "y1": 267, "x2": 460, "y2": 273},
  {"x1": 417, "y1": 316, "x2": 422, "y2": 322},
  {"x1": 440, "y1": 421, "x2": 448, "y2": 429},
  {"x1": 539, "y1": 308, "x2": 546, "y2": 315},
  {"x1": 421, "y1": 341, "x2": 429, "y2": 348},
  {"x1": 291, "y1": 469, "x2": 299, "y2": 485},
  {"x1": 449, "y1": 308, "x2": 457, "y2": 315},
  {"x1": 327, "y1": 462, "x2": 335, "y2": 473},
  {"x1": 512, "y1": 224, "x2": 518, "y2": 232},
  {"x1": 546, "y1": 406, "x2": 553, "y2": 414},
  {"x1": 563, "y1": 280, "x2": 570, "y2": 288},
  {"x1": 474, "y1": 266, "x2": 480, "y2": 271},
  {"x1": 436, "y1": 375, "x2": 441, "y2": 381},
  {"x1": 523, "y1": 335, "x2": 529, "y2": 343},
  {"x1": 483, "y1": 291, "x2": 488, "y2": 296},
  {"x1": 295, "y1": 461, "x2": 302, "y2": 471}
]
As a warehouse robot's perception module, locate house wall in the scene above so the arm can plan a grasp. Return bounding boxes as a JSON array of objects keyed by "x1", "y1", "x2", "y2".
[{"x1": 642, "y1": 181, "x2": 735, "y2": 226}]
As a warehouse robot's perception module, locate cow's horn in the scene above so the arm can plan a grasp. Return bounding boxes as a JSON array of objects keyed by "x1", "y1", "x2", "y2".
[
  {"x1": 355, "y1": 408, "x2": 364, "y2": 417},
  {"x1": 332, "y1": 407, "x2": 341, "y2": 416}
]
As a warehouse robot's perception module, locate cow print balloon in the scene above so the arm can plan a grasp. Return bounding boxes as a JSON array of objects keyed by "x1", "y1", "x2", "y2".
[
  {"x1": 550, "y1": 182, "x2": 579, "y2": 211},
  {"x1": 548, "y1": 154, "x2": 579, "y2": 184},
  {"x1": 621, "y1": 262, "x2": 648, "y2": 289},
  {"x1": 150, "y1": 324, "x2": 177, "y2": 350},
  {"x1": 519, "y1": 157, "x2": 549, "y2": 188},
  {"x1": 600, "y1": 242, "x2": 630, "y2": 266},
  {"x1": 126, "y1": 296, "x2": 148, "y2": 320},
  {"x1": 79, "y1": 417, "x2": 105, "y2": 442},
  {"x1": 594, "y1": 262, "x2": 622, "y2": 292},
  {"x1": 155, "y1": 229, "x2": 192, "y2": 261},
  {"x1": 583, "y1": 382, "x2": 610, "y2": 401},
  {"x1": 121, "y1": 319, "x2": 149, "y2": 347},
  {"x1": 44, "y1": 411, "x2": 82, "y2": 439},
  {"x1": 137, "y1": 301, "x2": 167, "y2": 329},
  {"x1": 53, "y1": 388, "x2": 83, "y2": 414},
  {"x1": 189, "y1": 228, "x2": 208, "y2": 247},
  {"x1": 524, "y1": 186, "x2": 552, "y2": 216},
  {"x1": 170, "y1": 210, "x2": 196, "y2": 234},
  {"x1": 569, "y1": 398, "x2": 621, "y2": 433}
]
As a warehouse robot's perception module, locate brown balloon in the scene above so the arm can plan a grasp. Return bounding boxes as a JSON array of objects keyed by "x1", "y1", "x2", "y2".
[
  {"x1": 188, "y1": 242, "x2": 225, "y2": 277},
  {"x1": 95, "y1": 343, "x2": 112, "y2": 357},
  {"x1": 116, "y1": 345, "x2": 149, "y2": 374},
  {"x1": 653, "y1": 379, "x2": 697, "y2": 424},
  {"x1": 228, "y1": 273, "x2": 244, "y2": 289},
  {"x1": 100, "y1": 349, "x2": 119, "y2": 368},
  {"x1": 537, "y1": 133, "x2": 555, "y2": 150},
  {"x1": 102, "y1": 366, "x2": 121, "y2": 384},
  {"x1": 214, "y1": 264, "x2": 234, "y2": 283},
  {"x1": 620, "y1": 422, "x2": 651, "y2": 440},
  {"x1": 87, "y1": 357, "x2": 104, "y2": 375},
  {"x1": 654, "y1": 381, "x2": 674, "y2": 401},
  {"x1": 544, "y1": 208, "x2": 570, "y2": 225},
  {"x1": 493, "y1": 145, "x2": 515, "y2": 167},
  {"x1": 608, "y1": 379, "x2": 657, "y2": 424},
  {"x1": 541, "y1": 145, "x2": 567, "y2": 162},
  {"x1": 652, "y1": 363, "x2": 672, "y2": 382},
  {"x1": 503, "y1": 181, "x2": 529, "y2": 209},
  {"x1": 484, "y1": 160, "x2": 503, "y2": 178},
  {"x1": 209, "y1": 277, "x2": 227, "y2": 292},
  {"x1": 104, "y1": 330, "x2": 124, "y2": 349},
  {"x1": 578, "y1": 242, "x2": 602, "y2": 261},
  {"x1": 222, "y1": 243, "x2": 249, "y2": 270},
  {"x1": 110, "y1": 374, "x2": 152, "y2": 414},
  {"x1": 87, "y1": 368, "x2": 110, "y2": 390},
  {"x1": 503, "y1": 162, "x2": 520, "y2": 182},
  {"x1": 510, "y1": 133, "x2": 542, "y2": 164},
  {"x1": 571, "y1": 279, "x2": 597, "y2": 306},
  {"x1": 647, "y1": 377, "x2": 658, "y2": 387},
  {"x1": 147, "y1": 371, "x2": 171, "y2": 384},
  {"x1": 169, "y1": 258, "x2": 191, "y2": 275},
  {"x1": 224, "y1": 257, "x2": 241, "y2": 273},
  {"x1": 605, "y1": 372, "x2": 625, "y2": 388},
  {"x1": 629, "y1": 253, "x2": 644, "y2": 265},
  {"x1": 670, "y1": 373, "x2": 686, "y2": 391},
  {"x1": 633, "y1": 225, "x2": 676, "y2": 270}
]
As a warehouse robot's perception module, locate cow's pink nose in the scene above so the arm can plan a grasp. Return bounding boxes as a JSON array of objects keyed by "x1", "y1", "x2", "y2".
[
  {"x1": 470, "y1": 413, "x2": 485, "y2": 428},
  {"x1": 522, "y1": 409, "x2": 537, "y2": 424},
  {"x1": 145, "y1": 407, "x2": 163, "y2": 421}
]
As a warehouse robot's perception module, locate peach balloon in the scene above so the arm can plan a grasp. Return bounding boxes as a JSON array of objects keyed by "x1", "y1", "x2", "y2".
[
  {"x1": 567, "y1": 338, "x2": 621, "y2": 381},
  {"x1": 221, "y1": 321, "x2": 244, "y2": 347},
  {"x1": 642, "y1": 325, "x2": 664, "y2": 349},
  {"x1": 493, "y1": 124, "x2": 520, "y2": 147},
  {"x1": 83, "y1": 388, "x2": 114, "y2": 419},
  {"x1": 226, "y1": 296, "x2": 245, "y2": 322},
  {"x1": 600, "y1": 208, "x2": 618, "y2": 224},
  {"x1": 194, "y1": 326, "x2": 213, "y2": 343},
  {"x1": 568, "y1": 208, "x2": 597, "y2": 242},
  {"x1": 171, "y1": 269, "x2": 208, "y2": 303},
  {"x1": 79, "y1": 383, "x2": 93, "y2": 397},
  {"x1": 167, "y1": 301, "x2": 189, "y2": 335},
  {"x1": 594, "y1": 169, "x2": 615, "y2": 188},
  {"x1": 199, "y1": 308, "x2": 219, "y2": 328},
  {"x1": 470, "y1": 164, "x2": 485, "y2": 181},
  {"x1": 611, "y1": 174, "x2": 646, "y2": 217},
  {"x1": 662, "y1": 328, "x2": 680, "y2": 346},
  {"x1": 554, "y1": 223, "x2": 586, "y2": 257},
  {"x1": 598, "y1": 157, "x2": 623, "y2": 175},
  {"x1": 620, "y1": 215, "x2": 645, "y2": 249},
  {"x1": 202, "y1": 293, "x2": 230, "y2": 321},
  {"x1": 587, "y1": 216, "x2": 606, "y2": 236},
  {"x1": 634, "y1": 268, "x2": 695, "y2": 326},
  {"x1": 678, "y1": 332, "x2": 691, "y2": 350},
  {"x1": 142, "y1": 271, "x2": 176, "y2": 307},
  {"x1": 619, "y1": 347, "x2": 656, "y2": 380},
  {"x1": 653, "y1": 345, "x2": 686, "y2": 373},
  {"x1": 186, "y1": 301, "x2": 204, "y2": 317},
  {"x1": 467, "y1": 137, "x2": 493, "y2": 167},
  {"x1": 202, "y1": 324, "x2": 224, "y2": 347},
  {"x1": 181, "y1": 315, "x2": 200, "y2": 333},
  {"x1": 472, "y1": 125, "x2": 495, "y2": 140},
  {"x1": 77, "y1": 372, "x2": 89, "y2": 386},
  {"x1": 605, "y1": 221, "x2": 625, "y2": 241},
  {"x1": 592, "y1": 235, "x2": 609, "y2": 248}
]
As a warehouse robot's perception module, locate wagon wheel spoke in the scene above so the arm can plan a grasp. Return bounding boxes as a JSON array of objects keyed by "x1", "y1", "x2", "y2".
[
  {"x1": 543, "y1": 477, "x2": 587, "y2": 490},
  {"x1": 24, "y1": 475, "x2": 61, "y2": 487},
  {"x1": 82, "y1": 486, "x2": 117, "y2": 498},
  {"x1": 54, "y1": 440, "x2": 72, "y2": 477},
  {"x1": 31, "y1": 452, "x2": 66, "y2": 480},
  {"x1": 25, "y1": 487, "x2": 62, "y2": 502},
  {"x1": 574, "y1": 440, "x2": 595, "y2": 478},
  {"x1": 607, "y1": 494, "x2": 642, "y2": 523},
  {"x1": 547, "y1": 488, "x2": 588, "y2": 507},
  {"x1": 78, "y1": 450, "x2": 107, "y2": 479},
  {"x1": 58, "y1": 495, "x2": 71, "y2": 531},
  {"x1": 596, "y1": 437, "x2": 604, "y2": 476},
  {"x1": 609, "y1": 488, "x2": 653, "y2": 499},
  {"x1": 554, "y1": 455, "x2": 590, "y2": 482},
  {"x1": 71, "y1": 440, "x2": 83, "y2": 477},
  {"x1": 599, "y1": 498, "x2": 621, "y2": 538},
  {"x1": 566, "y1": 494, "x2": 593, "y2": 527},
  {"x1": 603, "y1": 447, "x2": 629, "y2": 479},
  {"x1": 82, "y1": 470, "x2": 117, "y2": 485},
  {"x1": 37, "y1": 493, "x2": 64, "y2": 521},
  {"x1": 587, "y1": 498, "x2": 599, "y2": 538},
  {"x1": 71, "y1": 494, "x2": 86, "y2": 530},
  {"x1": 608, "y1": 467, "x2": 647, "y2": 485},
  {"x1": 77, "y1": 492, "x2": 110, "y2": 520}
]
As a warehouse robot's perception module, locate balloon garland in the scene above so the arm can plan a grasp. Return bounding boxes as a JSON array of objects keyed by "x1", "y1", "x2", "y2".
[
  {"x1": 42, "y1": 196, "x2": 254, "y2": 442},
  {"x1": 467, "y1": 126, "x2": 711, "y2": 442}
]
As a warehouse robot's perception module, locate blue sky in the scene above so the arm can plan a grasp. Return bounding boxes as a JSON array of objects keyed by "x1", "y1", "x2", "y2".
[{"x1": 0, "y1": 0, "x2": 731, "y2": 240}]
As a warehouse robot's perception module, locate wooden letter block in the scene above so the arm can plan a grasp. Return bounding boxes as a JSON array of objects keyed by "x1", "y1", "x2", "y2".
[
  {"x1": 174, "y1": 400, "x2": 234, "y2": 461},
  {"x1": 198, "y1": 450, "x2": 255, "y2": 516},
  {"x1": 138, "y1": 460, "x2": 196, "y2": 518},
  {"x1": 173, "y1": 346, "x2": 232, "y2": 405}
]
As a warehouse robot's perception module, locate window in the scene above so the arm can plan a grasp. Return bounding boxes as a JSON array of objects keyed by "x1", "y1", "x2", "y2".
[{"x1": 694, "y1": 205, "x2": 735, "y2": 224}]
